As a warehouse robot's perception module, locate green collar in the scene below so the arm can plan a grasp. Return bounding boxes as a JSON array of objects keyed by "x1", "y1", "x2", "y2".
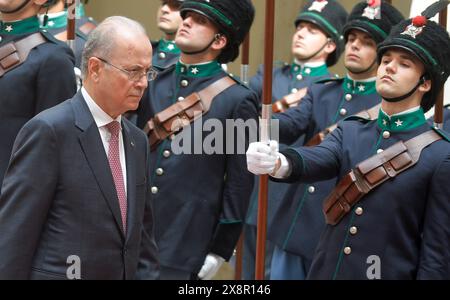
[
  {"x1": 343, "y1": 76, "x2": 377, "y2": 95},
  {"x1": 41, "y1": 11, "x2": 67, "y2": 29},
  {"x1": 176, "y1": 61, "x2": 223, "y2": 78},
  {"x1": 0, "y1": 16, "x2": 40, "y2": 35},
  {"x1": 378, "y1": 108, "x2": 426, "y2": 132},
  {"x1": 158, "y1": 39, "x2": 181, "y2": 54},
  {"x1": 290, "y1": 63, "x2": 328, "y2": 77}
]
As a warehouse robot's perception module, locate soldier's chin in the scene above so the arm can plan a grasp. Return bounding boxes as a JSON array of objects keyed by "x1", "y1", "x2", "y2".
[
  {"x1": 377, "y1": 87, "x2": 396, "y2": 100},
  {"x1": 345, "y1": 64, "x2": 365, "y2": 74},
  {"x1": 292, "y1": 50, "x2": 308, "y2": 60}
]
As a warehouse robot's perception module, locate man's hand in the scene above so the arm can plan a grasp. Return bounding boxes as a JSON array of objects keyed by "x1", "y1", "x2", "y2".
[
  {"x1": 198, "y1": 253, "x2": 225, "y2": 280},
  {"x1": 246, "y1": 141, "x2": 280, "y2": 175}
]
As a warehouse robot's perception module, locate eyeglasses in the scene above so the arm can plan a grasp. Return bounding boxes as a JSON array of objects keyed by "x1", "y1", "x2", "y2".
[{"x1": 94, "y1": 57, "x2": 158, "y2": 82}]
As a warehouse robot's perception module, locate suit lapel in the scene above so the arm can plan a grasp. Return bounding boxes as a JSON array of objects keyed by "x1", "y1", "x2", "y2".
[
  {"x1": 122, "y1": 120, "x2": 137, "y2": 242},
  {"x1": 72, "y1": 93, "x2": 125, "y2": 238}
]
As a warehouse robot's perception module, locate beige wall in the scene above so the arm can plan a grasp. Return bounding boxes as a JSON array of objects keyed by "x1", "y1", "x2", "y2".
[{"x1": 86, "y1": 0, "x2": 412, "y2": 77}]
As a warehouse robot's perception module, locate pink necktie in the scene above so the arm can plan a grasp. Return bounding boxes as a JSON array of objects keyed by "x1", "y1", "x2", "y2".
[{"x1": 106, "y1": 121, "x2": 127, "y2": 233}]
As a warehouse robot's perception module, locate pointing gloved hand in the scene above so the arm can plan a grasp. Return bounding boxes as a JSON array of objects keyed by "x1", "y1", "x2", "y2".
[
  {"x1": 198, "y1": 253, "x2": 226, "y2": 280},
  {"x1": 246, "y1": 140, "x2": 281, "y2": 175}
]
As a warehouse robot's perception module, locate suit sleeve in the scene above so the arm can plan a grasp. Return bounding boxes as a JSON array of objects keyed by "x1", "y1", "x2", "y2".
[
  {"x1": 0, "y1": 118, "x2": 58, "y2": 279},
  {"x1": 417, "y1": 152, "x2": 450, "y2": 279},
  {"x1": 35, "y1": 44, "x2": 77, "y2": 114},
  {"x1": 278, "y1": 123, "x2": 343, "y2": 184},
  {"x1": 135, "y1": 139, "x2": 160, "y2": 280},
  {"x1": 275, "y1": 86, "x2": 314, "y2": 145},
  {"x1": 209, "y1": 92, "x2": 258, "y2": 261}
]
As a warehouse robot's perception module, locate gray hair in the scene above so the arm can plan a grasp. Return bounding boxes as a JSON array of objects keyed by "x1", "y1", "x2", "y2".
[{"x1": 81, "y1": 16, "x2": 148, "y2": 79}]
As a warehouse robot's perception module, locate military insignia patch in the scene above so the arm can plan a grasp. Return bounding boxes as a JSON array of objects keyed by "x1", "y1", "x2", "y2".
[
  {"x1": 401, "y1": 16, "x2": 427, "y2": 39},
  {"x1": 308, "y1": 0, "x2": 328, "y2": 13},
  {"x1": 362, "y1": 0, "x2": 381, "y2": 20}
]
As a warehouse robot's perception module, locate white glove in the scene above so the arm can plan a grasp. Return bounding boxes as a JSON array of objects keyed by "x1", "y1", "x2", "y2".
[
  {"x1": 246, "y1": 140, "x2": 280, "y2": 175},
  {"x1": 198, "y1": 253, "x2": 225, "y2": 280}
]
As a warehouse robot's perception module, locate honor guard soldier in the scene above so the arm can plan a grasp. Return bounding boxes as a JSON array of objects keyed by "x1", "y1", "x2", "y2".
[
  {"x1": 266, "y1": 0, "x2": 404, "y2": 280},
  {"x1": 0, "y1": 0, "x2": 77, "y2": 191},
  {"x1": 137, "y1": 0, "x2": 257, "y2": 280},
  {"x1": 152, "y1": 0, "x2": 183, "y2": 70},
  {"x1": 247, "y1": 0, "x2": 450, "y2": 280},
  {"x1": 242, "y1": 0, "x2": 348, "y2": 280},
  {"x1": 40, "y1": 0, "x2": 96, "y2": 68}
]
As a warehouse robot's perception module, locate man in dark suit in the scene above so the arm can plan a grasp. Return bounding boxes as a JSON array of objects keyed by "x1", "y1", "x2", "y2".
[{"x1": 0, "y1": 16, "x2": 159, "y2": 280}]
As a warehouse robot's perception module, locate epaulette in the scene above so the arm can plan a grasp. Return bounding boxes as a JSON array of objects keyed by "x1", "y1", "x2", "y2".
[
  {"x1": 343, "y1": 115, "x2": 372, "y2": 124},
  {"x1": 39, "y1": 29, "x2": 60, "y2": 44},
  {"x1": 75, "y1": 29, "x2": 88, "y2": 40},
  {"x1": 228, "y1": 73, "x2": 250, "y2": 89},
  {"x1": 315, "y1": 76, "x2": 344, "y2": 85},
  {"x1": 431, "y1": 126, "x2": 450, "y2": 142}
]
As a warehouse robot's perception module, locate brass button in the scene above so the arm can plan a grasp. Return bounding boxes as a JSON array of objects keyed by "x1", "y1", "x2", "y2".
[
  {"x1": 308, "y1": 186, "x2": 315, "y2": 194},
  {"x1": 345, "y1": 94, "x2": 352, "y2": 101},
  {"x1": 158, "y1": 52, "x2": 166, "y2": 59},
  {"x1": 178, "y1": 96, "x2": 185, "y2": 101},
  {"x1": 344, "y1": 247, "x2": 352, "y2": 255},
  {"x1": 349, "y1": 226, "x2": 358, "y2": 235},
  {"x1": 355, "y1": 207, "x2": 363, "y2": 216},
  {"x1": 340, "y1": 108, "x2": 347, "y2": 116},
  {"x1": 156, "y1": 168, "x2": 164, "y2": 176},
  {"x1": 181, "y1": 80, "x2": 189, "y2": 87},
  {"x1": 291, "y1": 88, "x2": 298, "y2": 94},
  {"x1": 163, "y1": 150, "x2": 171, "y2": 158},
  {"x1": 377, "y1": 149, "x2": 384, "y2": 154},
  {"x1": 296, "y1": 74, "x2": 303, "y2": 81},
  {"x1": 305, "y1": 68, "x2": 311, "y2": 74},
  {"x1": 151, "y1": 186, "x2": 158, "y2": 194},
  {"x1": 0, "y1": 36, "x2": 2, "y2": 43},
  {"x1": 383, "y1": 131, "x2": 391, "y2": 139}
]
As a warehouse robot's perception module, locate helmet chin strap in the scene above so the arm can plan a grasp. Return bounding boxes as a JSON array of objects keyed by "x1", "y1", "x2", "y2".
[
  {"x1": 0, "y1": 0, "x2": 32, "y2": 14},
  {"x1": 349, "y1": 57, "x2": 378, "y2": 75},
  {"x1": 297, "y1": 38, "x2": 331, "y2": 62},
  {"x1": 383, "y1": 76, "x2": 427, "y2": 103},
  {"x1": 181, "y1": 34, "x2": 220, "y2": 56}
]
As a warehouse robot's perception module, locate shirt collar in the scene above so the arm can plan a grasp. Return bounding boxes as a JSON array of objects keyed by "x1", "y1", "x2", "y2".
[
  {"x1": 343, "y1": 75, "x2": 377, "y2": 95},
  {"x1": 378, "y1": 106, "x2": 426, "y2": 132},
  {"x1": 81, "y1": 87, "x2": 122, "y2": 129},
  {"x1": 176, "y1": 60, "x2": 223, "y2": 78},
  {"x1": 0, "y1": 16, "x2": 40, "y2": 35}
]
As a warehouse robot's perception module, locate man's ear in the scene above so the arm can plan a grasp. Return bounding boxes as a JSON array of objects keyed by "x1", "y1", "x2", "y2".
[
  {"x1": 324, "y1": 39, "x2": 337, "y2": 55},
  {"x1": 418, "y1": 77, "x2": 432, "y2": 93},
  {"x1": 88, "y1": 57, "x2": 102, "y2": 82},
  {"x1": 212, "y1": 34, "x2": 227, "y2": 51}
]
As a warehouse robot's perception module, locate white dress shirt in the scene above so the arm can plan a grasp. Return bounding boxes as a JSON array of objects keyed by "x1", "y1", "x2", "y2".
[{"x1": 81, "y1": 87, "x2": 127, "y2": 195}]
